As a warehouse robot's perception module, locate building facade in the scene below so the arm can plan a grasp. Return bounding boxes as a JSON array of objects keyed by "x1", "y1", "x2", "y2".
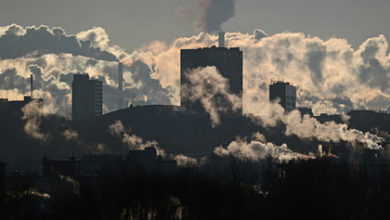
[
  {"x1": 269, "y1": 81, "x2": 296, "y2": 112},
  {"x1": 72, "y1": 74, "x2": 102, "y2": 121},
  {"x1": 42, "y1": 147, "x2": 177, "y2": 177},
  {"x1": 180, "y1": 34, "x2": 243, "y2": 112}
]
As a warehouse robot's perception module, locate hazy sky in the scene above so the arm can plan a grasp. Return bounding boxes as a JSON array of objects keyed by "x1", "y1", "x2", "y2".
[{"x1": 1, "y1": 0, "x2": 389, "y2": 51}]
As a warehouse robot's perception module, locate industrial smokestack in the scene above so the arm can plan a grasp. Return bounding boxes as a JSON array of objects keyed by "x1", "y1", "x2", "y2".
[
  {"x1": 118, "y1": 62, "x2": 123, "y2": 92},
  {"x1": 218, "y1": 32, "x2": 225, "y2": 47},
  {"x1": 30, "y1": 74, "x2": 34, "y2": 98},
  {"x1": 118, "y1": 62, "x2": 124, "y2": 109}
]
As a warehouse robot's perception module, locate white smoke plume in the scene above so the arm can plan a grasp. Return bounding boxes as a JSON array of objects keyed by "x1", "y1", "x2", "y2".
[
  {"x1": 24, "y1": 190, "x2": 51, "y2": 199},
  {"x1": 1, "y1": 24, "x2": 389, "y2": 153},
  {"x1": 59, "y1": 174, "x2": 80, "y2": 196},
  {"x1": 173, "y1": 154, "x2": 198, "y2": 167},
  {"x1": 283, "y1": 110, "x2": 384, "y2": 150},
  {"x1": 182, "y1": 66, "x2": 241, "y2": 127},
  {"x1": 1, "y1": 25, "x2": 389, "y2": 116},
  {"x1": 108, "y1": 120, "x2": 165, "y2": 155},
  {"x1": 121, "y1": 30, "x2": 390, "y2": 115},
  {"x1": 214, "y1": 137, "x2": 314, "y2": 162},
  {"x1": 21, "y1": 99, "x2": 55, "y2": 141},
  {"x1": 62, "y1": 129, "x2": 79, "y2": 141},
  {"x1": 0, "y1": 24, "x2": 171, "y2": 115}
]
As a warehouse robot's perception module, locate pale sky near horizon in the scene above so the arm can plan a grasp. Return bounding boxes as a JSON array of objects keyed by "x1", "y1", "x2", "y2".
[{"x1": 1, "y1": 0, "x2": 389, "y2": 52}]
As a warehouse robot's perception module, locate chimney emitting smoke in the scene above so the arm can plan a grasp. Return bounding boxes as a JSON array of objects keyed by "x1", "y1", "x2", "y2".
[
  {"x1": 218, "y1": 32, "x2": 225, "y2": 48},
  {"x1": 118, "y1": 62, "x2": 124, "y2": 109},
  {"x1": 118, "y1": 62, "x2": 123, "y2": 92}
]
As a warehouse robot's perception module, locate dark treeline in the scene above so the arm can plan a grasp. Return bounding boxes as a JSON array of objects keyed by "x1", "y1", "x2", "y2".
[{"x1": 1, "y1": 157, "x2": 390, "y2": 219}]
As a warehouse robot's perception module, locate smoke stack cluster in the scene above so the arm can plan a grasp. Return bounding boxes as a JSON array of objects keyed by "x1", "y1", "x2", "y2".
[{"x1": 218, "y1": 32, "x2": 225, "y2": 47}]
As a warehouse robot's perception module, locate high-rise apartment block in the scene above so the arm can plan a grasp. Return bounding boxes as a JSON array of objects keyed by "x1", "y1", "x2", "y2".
[
  {"x1": 269, "y1": 81, "x2": 296, "y2": 112},
  {"x1": 72, "y1": 74, "x2": 102, "y2": 121},
  {"x1": 180, "y1": 33, "x2": 243, "y2": 112}
]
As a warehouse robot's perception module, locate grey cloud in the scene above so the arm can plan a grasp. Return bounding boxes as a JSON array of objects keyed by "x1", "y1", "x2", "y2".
[
  {"x1": 0, "y1": 68, "x2": 28, "y2": 92},
  {"x1": 0, "y1": 24, "x2": 116, "y2": 61},
  {"x1": 305, "y1": 43, "x2": 326, "y2": 85},
  {"x1": 196, "y1": 0, "x2": 237, "y2": 33},
  {"x1": 359, "y1": 58, "x2": 389, "y2": 93},
  {"x1": 126, "y1": 60, "x2": 171, "y2": 106}
]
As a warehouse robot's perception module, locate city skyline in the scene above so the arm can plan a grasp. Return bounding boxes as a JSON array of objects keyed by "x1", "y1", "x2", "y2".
[
  {"x1": 1, "y1": 0, "x2": 389, "y2": 51},
  {"x1": 0, "y1": 1, "x2": 389, "y2": 218}
]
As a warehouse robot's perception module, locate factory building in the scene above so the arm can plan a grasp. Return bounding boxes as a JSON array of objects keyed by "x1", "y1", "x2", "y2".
[
  {"x1": 0, "y1": 96, "x2": 43, "y2": 118},
  {"x1": 72, "y1": 74, "x2": 102, "y2": 121},
  {"x1": 42, "y1": 147, "x2": 177, "y2": 177},
  {"x1": 0, "y1": 75, "x2": 43, "y2": 117},
  {"x1": 180, "y1": 32, "x2": 243, "y2": 113},
  {"x1": 269, "y1": 81, "x2": 296, "y2": 112}
]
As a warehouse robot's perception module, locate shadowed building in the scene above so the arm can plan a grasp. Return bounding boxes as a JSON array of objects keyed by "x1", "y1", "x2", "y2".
[
  {"x1": 0, "y1": 162, "x2": 5, "y2": 194},
  {"x1": 72, "y1": 74, "x2": 102, "y2": 121},
  {"x1": 269, "y1": 81, "x2": 296, "y2": 112},
  {"x1": 298, "y1": 107, "x2": 313, "y2": 117},
  {"x1": 0, "y1": 96, "x2": 43, "y2": 118},
  {"x1": 42, "y1": 147, "x2": 176, "y2": 177},
  {"x1": 180, "y1": 32, "x2": 243, "y2": 113}
]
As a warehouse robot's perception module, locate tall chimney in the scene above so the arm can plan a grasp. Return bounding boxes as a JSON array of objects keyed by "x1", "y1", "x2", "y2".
[
  {"x1": 118, "y1": 62, "x2": 123, "y2": 92},
  {"x1": 30, "y1": 74, "x2": 34, "y2": 98},
  {"x1": 118, "y1": 62, "x2": 123, "y2": 109},
  {"x1": 218, "y1": 32, "x2": 225, "y2": 47}
]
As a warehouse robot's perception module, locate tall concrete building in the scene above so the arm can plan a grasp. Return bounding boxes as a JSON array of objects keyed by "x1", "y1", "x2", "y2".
[
  {"x1": 180, "y1": 32, "x2": 243, "y2": 112},
  {"x1": 269, "y1": 81, "x2": 296, "y2": 112},
  {"x1": 72, "y1": 73, "x2": 102, "y2": 121}
]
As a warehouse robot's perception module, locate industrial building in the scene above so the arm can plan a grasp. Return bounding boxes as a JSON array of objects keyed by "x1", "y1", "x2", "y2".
[
  {"x1": 42, "y1": 147, "x2": 177, "y2": 177},
  {"x1": 269, "y1": 81, "x2": 296, "y2": 112},
  {"x1": 0, "y1": 75, "x2": 43, "y2": 117},
  {"x1": 72, "y1": 74, "x2": 102, "y2": 121},
  {"x1": 180, "y1": 32, "x2": 243, "y2": 113}
]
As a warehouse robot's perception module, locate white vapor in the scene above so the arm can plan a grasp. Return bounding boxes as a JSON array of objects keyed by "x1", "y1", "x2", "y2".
[
  {"x1": 214, "y1": 137, "x2": 314, "y2": 162},
  {"x1": 21, "y1": 98, "x2": 56, "y2": 141},
  {"x1": 182, "y1": 66, "x2": 241, "y2": 126},
  {"x1": 284, "y1": 110, "x2": 384, "y2": 150}
]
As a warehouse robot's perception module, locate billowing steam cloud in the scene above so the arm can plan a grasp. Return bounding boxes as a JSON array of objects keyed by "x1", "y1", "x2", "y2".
[
  {"x1": 284, "y1": 110, "x2": 384, "y2": 150},
  {"x1": 174, "y1": 154, "x2": 198, "y2": 167},
  {"x1": 182, "y1": 66, "x2": 241, "y2": 126},
  {"x1": 214, "y1": 137, "x2": 314, "y2": 162},
  {"x1": 195, "y1": 0, "x2": 238, "y2": 33},
  {"x1": 1, "y1": 24, "x2": 389, "y2": 124},
  {"x1": 128, "y1": 30, "x2": 390, "y2": 115},
  {"x1": 21, "y1": 98, "x2": 56, "y2": 141},
  {"x1": 180, "y1": 61, "x2": 384, "y2": 150},
  {"x1": 108, "y1": 120, "x2": 160, "y2": 152},
  {"x1": 21, "y1": 100, "x2": 47, "y2": 141},
  {"x1": 0, "y1": 24, "x2": 172, "y2": 115}
]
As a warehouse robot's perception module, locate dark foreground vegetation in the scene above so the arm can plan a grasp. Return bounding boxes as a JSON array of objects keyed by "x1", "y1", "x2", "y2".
[{"x1": 1, "y1": 157, "x2": 390, "y2": 219}]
